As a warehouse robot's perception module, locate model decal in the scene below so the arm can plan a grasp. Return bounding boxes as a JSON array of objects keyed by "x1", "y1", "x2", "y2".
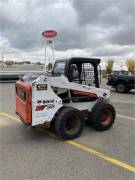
[{"x1": 47, "y1": 104, "x2": 55, "y2": 109}]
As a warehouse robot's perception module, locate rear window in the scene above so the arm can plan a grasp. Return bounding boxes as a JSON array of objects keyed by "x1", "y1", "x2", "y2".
[
  {"x1": 71, "y1": 62, "x2": 96, "y2": 86},
  {"x1": 53, "y1": 61, "x2": 66, "y2": 75}
]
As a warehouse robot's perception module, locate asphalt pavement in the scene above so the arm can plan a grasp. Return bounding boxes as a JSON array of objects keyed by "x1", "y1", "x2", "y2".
[{"x1": 0, "y1": 80, "x2": 135, "y2": 180}]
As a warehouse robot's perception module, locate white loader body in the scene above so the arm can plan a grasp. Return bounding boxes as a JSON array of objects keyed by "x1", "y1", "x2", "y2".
[{"x1": 31, "y1": 75, "x2": 110, "y2": 126}]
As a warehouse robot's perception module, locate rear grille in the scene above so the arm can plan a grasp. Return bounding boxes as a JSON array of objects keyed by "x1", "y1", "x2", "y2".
[{"x1": 16, "y1": 86, "x2": 27, "y2": 101}]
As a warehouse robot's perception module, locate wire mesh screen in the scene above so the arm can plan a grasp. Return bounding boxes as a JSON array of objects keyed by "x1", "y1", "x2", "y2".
[
  {"x1": 71, "y1": 63, "x2": 95, "y2": 86},
  {"x1": 71, "y1": 64, "x2": 80, "y2": 84},
  {"x1": 82, "y1": 63, "x2": 95, "y2": 86}
]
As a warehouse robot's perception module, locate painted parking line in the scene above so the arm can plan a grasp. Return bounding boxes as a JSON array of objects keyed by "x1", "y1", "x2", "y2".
[
  {"x1": 1, "y1": 111, "x2": 135, "y2": 122},
  {"x1": 0, "y1": 112, "x2": 20, "y2": 122},
  {"x1": 117, "y1": 114, "x2": 135, "y2": 121},
  {"x1": 0, "y1": 119, "x2": 9, "y2": 126},
  {"x1": 0, "y1": 112, "x2": 135, "y2": 173},
  {"x1": 67, "y1": 140, "x2": 135, "y2": 173}
]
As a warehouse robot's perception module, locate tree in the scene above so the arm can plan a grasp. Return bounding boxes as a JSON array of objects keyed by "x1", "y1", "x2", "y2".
[
  {"x1": 15, "y1": 61, "x2": 24, "y2": 65},
  {"x1": 106, "y1": 60, "x2": 114, "y2": 75},
  {"x1": 5, "y1": 60, "x2": 14, "y2": 65},
  {"x1": 36, "y1": 61, "x2": 42, "y2": 65},
  {"x1": 126, "y1": 59, "x2": 135, "y2": 75},
  {"x1": 46, "y1": 63, "x2": 53, "y2": 71}
]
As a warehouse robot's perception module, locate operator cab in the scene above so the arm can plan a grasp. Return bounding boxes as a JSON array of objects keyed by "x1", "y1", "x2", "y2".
[{"x1": 52, "y1": 57, "x2": 101, "y2": 88}]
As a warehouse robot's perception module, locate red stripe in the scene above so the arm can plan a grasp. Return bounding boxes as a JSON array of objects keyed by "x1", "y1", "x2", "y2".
[{"x1": 72, "y1": 90, "x2": 98, "y2": 97}]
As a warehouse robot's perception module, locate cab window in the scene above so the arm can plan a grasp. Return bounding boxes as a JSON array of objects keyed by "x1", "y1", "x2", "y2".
[{"x1": 53, "y1": 61, "x2": 66, "y2": 75}]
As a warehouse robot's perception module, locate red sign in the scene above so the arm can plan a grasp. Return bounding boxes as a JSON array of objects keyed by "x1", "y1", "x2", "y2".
[{"x1": 42, "y1": 30, "x2": 57, "y2": 38}]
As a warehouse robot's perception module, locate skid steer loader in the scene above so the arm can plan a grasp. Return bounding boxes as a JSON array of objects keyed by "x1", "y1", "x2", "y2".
[{"x1": 15, "y1": 57, "x2": 116, "y2": 140}]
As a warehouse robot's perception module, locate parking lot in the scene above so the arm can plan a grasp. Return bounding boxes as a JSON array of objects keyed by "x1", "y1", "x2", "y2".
[{"x1": 0, "y1": 81, "x2": 135, "y2": 180}]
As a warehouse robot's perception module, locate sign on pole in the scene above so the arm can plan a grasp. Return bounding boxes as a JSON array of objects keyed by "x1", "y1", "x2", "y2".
[
  {"x1": 42, "y1": 30, "x2": 57, "y2": 38},
  {"x1": 42, "y1": 30, "x2": 57, "y2": 71}
]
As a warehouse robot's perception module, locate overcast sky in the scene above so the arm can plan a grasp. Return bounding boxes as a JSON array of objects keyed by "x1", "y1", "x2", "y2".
[{"x1": 0, "y1": 0, "x2": 135, "y2": 68}]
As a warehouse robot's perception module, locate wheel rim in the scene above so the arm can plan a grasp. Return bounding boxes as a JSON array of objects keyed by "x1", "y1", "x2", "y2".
[
  {"x1": 117, "y1": 84, "x2": 124, "y2": 92},
  {"x1": 65, "y1": 116, "x2": 80, "y2": 134},
  {"x1": 101, "y1": 109, "x2": 112, "y2": 126}
]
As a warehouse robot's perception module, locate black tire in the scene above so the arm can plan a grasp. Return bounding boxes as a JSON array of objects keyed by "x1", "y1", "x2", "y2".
[
  {"x1": 116, "y1": 82, "x2": 127, "y2": 93},
  {"x1": 91, "y1": 102, "x2": 116, "y2": 131},
  {"x1": 54, "y1": 107, "x2": 84, "y2": 140}
]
